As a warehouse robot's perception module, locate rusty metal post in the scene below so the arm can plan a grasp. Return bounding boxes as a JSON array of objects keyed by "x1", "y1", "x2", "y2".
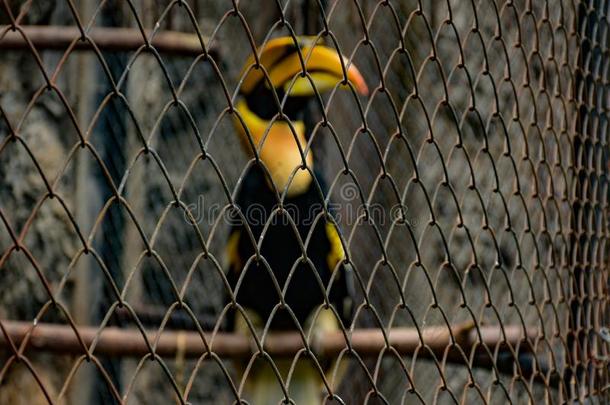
[{"x1": 71, "y1": 1, "x2": 96, "y2": 403}]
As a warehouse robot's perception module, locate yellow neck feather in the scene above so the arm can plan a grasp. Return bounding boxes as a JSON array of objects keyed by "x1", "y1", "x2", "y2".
[{"x1": 234, "y1": 100, "x2": 314, "y2": 197}]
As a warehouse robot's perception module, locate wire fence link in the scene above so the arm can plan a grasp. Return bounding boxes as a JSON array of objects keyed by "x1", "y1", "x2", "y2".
[{"x1": 0, "y1": 0, "x2": 608, "y2": 403}]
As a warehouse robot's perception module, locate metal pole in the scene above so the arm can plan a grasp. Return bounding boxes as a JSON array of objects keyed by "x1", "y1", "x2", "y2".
[
  {"x1": 0, "y1": 26, "x2": 215, "y2": 56},
  {"x1": 71, "y1": 1, "x2": 96, "y2": 402},
  {"x1": 0, "y1": 320, "x2": 537, "y2": 361}
]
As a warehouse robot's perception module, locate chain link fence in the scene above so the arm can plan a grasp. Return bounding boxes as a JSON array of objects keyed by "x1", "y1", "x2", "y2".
[{"x1": 0, "y1": 0, "x2": 608, "y2": 403}]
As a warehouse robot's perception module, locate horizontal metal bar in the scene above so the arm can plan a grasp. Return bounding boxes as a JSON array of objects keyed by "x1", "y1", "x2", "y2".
[
  {"x1": 0, "y1": 25, "x2": 215, "y2": 56},
  {"x1": 0, "y1": 320, "x2": 537, "y2": 360}
]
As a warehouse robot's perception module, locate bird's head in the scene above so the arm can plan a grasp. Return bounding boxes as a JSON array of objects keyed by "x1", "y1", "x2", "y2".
[{"x1": 233, "y1": 36, "x2": 368, "y2": 197}]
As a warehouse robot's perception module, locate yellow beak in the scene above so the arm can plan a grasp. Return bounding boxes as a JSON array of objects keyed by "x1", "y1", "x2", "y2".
[
  {"x1": 234, "y1": 37, "x2": 369, "y2": 197},
  {"x1": 240, "y1": 37, "x2": 369, "y2": 97}
]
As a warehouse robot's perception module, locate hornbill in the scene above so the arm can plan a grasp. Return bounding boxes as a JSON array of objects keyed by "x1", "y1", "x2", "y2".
[{"x1": 225, "y1": 37, "x2": 368, "y2": 404}]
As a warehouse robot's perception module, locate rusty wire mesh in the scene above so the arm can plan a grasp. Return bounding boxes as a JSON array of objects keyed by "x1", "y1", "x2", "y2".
[{"x1": 0, "y1": 0, "x2": 609, "y2": 403}]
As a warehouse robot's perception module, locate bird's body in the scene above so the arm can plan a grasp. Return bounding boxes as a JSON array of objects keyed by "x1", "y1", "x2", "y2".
[
  {"x1": 227, "y1": 165, "x2": 351, "y2": 331},
  {"x1": 224, "y1": 36, "x2": 367, "y2": 403},
  {"x1": 226, "y1": 165, "x2": 351, "y2": 404}
]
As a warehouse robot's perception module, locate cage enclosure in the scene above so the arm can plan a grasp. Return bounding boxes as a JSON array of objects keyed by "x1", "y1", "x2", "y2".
[{"x1": 0, "y1": 0, "x2": 608, "y2": 404}]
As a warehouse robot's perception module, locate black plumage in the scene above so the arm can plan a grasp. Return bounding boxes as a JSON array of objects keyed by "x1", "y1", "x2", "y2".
[{"x1": 225, "y1": 165, "x2": 353, "y2": 331}]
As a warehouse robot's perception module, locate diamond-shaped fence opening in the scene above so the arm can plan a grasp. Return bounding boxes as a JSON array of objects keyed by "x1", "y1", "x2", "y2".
[{"x1": 0, "y1": 0, "x2": 608, "y2": 404}]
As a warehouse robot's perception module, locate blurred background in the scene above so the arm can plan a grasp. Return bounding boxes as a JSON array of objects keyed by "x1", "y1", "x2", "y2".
[{"x1": 0, "y1": 0, "x2": 608, "y2": 403}]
